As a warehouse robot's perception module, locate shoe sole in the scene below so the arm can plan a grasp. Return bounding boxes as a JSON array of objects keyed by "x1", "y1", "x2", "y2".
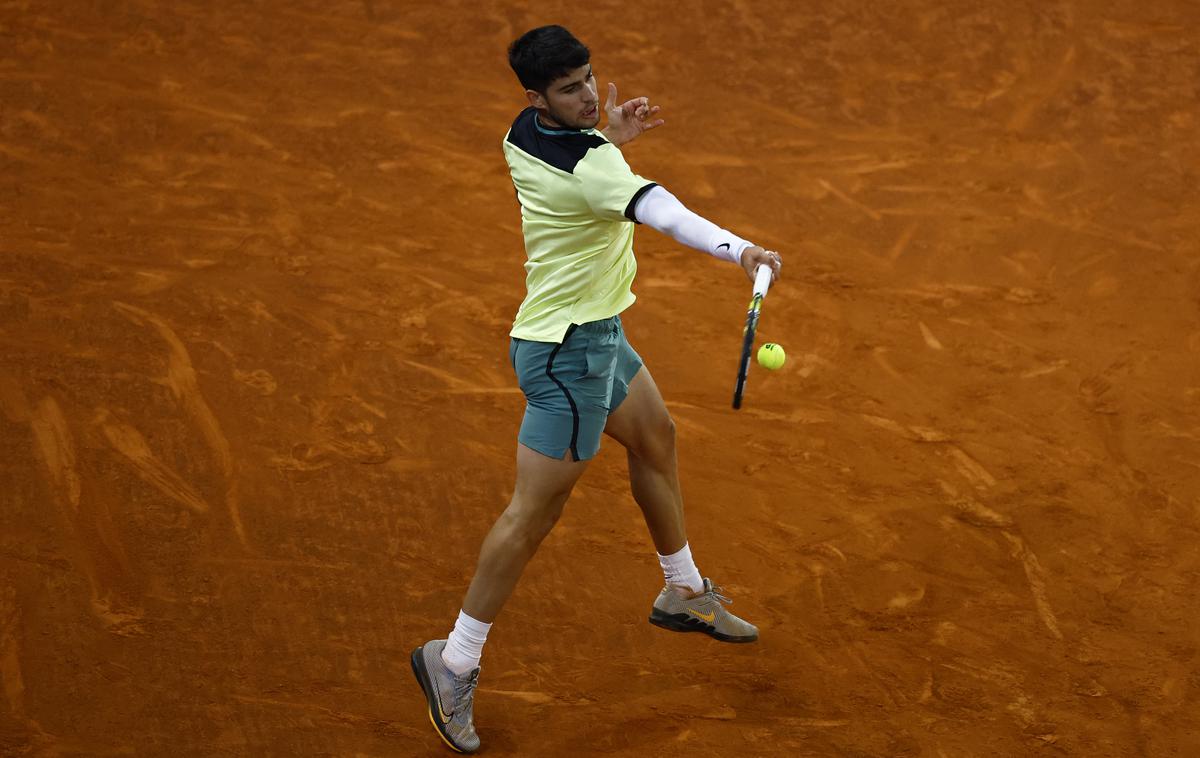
[
  {"x1": 648, "y1": 608, "x2": 758, "y2": 643},
  {"x1": 410, "y1": 646, "x2": 475, "y2": 754}
]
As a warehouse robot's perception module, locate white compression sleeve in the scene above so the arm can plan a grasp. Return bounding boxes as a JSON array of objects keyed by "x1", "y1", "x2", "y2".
[{"x1": 632, "y1": 185, "x2": 752, "y2": 265}]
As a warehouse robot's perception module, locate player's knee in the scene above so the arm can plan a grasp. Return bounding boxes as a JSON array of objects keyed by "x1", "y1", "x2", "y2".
[
  {"x1": 626, "y1": 413, "x2": 674, "y2": 464},
  {"x1": 502, "y1": 494, "x2": 566, "y2": 547},
  {"x1": 643, "y1": 414, "x2": 676, "y2": 459},
  {"x1": 661, "y1": 414, "x2": 676, "y2": 442}
]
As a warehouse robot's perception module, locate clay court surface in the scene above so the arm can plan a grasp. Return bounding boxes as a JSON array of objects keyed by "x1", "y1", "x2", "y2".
[{"x1": 3, "y1": 1, "x2": 1199, "y2": 755}]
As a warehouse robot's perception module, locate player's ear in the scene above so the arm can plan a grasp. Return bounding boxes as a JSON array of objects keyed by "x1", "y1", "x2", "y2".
[{"x1": 525, "y1": 88, "x2": 546, "y2": 109}]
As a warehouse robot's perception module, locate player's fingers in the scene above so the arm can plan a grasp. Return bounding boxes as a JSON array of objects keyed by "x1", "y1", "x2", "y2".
[
  {"x1": 767, "y1": 251, "x2": 782, "y2": 280},
  {"x1": 626, "y1": 98, "x2": 652, "y2": 115},
  {"x1": 606, "y1": 82, "x2": 617, "y2": 111},
  {"x1": 753, "y1": 251, "x2": 779, "y2": 282}
]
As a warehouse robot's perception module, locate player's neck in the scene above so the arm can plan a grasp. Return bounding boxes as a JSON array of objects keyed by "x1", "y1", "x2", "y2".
[{"x1": 535, "y1": 110, "x2": 582, "y2": 133}]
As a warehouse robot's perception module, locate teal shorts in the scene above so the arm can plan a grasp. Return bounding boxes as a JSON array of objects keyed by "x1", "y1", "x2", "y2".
[{"x1": 509, "y1": 315, "x2": 643, "y2": 461}]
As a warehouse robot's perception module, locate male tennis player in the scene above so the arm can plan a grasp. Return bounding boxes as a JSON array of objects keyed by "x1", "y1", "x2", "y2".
[{"x1": 411, "y1": 25, "x2": 782, "y2": 753}]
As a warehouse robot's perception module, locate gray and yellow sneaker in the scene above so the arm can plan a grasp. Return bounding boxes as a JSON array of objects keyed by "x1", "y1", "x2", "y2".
[
  {"x1": 649, "y1": 578, "x2": 759, "y2": 643},
  {"x1": 410, "y1": 639, "x2": 481, "y2": 753}
]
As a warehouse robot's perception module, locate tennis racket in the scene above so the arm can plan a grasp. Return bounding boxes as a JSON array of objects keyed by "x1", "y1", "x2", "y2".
[{"x1": 732, "y1": 264, "x2": 774, "y2": 410}]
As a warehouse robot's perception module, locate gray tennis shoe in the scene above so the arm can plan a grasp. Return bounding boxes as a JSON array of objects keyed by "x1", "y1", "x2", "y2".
[
  {"x1": 410, "y1": 639, "x2": 481, "y2": 753},
  {"x1": 649, "y1": 577, "x2": 759, "y2": 643}
]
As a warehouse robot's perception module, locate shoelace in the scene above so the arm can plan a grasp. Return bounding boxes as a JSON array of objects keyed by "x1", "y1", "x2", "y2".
[
  {"x1": 452, "y1": 669, "x2": 480, "y2": 716},
  {"x1": 706, "y1": 584, "x2": 733, "y2": 605}
]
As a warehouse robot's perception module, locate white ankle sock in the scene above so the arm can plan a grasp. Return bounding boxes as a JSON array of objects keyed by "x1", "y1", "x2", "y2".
[
  {"x1": 442, "y1": 610, "x2": 491, "y2": 676},
  {"x1": 657, "y1": 542, "x2": 704, "y2": 595}
]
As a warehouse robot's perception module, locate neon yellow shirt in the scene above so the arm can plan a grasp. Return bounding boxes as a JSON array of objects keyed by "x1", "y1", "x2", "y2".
[{"x1": 502, "y1": 107, "x2": 657, "y2": 343}]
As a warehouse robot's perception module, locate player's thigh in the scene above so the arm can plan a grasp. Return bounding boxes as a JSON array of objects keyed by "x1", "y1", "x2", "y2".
[
  {"x1": 512, "y1": 441, "x2": 589, "y2": 508},
  {"x1": 603, "y1": 367, "x2": 675, "y2": 457}
]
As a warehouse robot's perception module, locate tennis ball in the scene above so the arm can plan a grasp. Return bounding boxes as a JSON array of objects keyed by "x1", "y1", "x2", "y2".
[{"x1": 757, "y1": 343, "x2": 786, "y2": 370}]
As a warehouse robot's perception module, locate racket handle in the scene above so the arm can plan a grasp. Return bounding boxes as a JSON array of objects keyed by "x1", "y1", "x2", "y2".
[{"x1": 753, "y1": 263, "x2": 773, "y2": 297}]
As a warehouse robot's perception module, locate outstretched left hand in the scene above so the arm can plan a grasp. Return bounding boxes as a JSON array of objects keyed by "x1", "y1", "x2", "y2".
[{"x1": 601, "y1": 82, "x2": 665, "y2": 147}]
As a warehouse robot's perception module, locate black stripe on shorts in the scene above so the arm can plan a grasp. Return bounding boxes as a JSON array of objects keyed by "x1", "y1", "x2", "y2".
[{"x1": 545, "y1": 324, "x2": 581, "y2": 461}]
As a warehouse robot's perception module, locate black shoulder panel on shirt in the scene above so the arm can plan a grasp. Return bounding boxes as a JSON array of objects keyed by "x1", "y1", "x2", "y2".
[{"x1": 506, "y1": 107, "x2": 607, "y2": 174}]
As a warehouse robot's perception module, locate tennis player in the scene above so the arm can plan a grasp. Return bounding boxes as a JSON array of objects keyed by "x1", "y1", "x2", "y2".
[{"x1": 411, "y1": 25, "x2": 783, "y2": 753}]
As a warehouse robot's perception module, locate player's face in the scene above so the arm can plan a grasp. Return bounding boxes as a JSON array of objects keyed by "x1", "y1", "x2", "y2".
[{"x1": 528, "y1": 64, "x2": 599, "y2": 130}]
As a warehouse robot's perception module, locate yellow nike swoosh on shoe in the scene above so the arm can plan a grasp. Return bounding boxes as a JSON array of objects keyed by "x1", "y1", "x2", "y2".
[
  {"x1": 431, "y1": 680, "x2": 453, "y2": 724},
  {"x1": 686, "y1": 607, "x2": 716, "y2": 623}
]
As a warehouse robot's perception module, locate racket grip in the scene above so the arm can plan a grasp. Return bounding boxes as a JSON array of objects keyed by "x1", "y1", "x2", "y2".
[{"x1": 753, "y1": 263, "x2": 773, "y2": 297}]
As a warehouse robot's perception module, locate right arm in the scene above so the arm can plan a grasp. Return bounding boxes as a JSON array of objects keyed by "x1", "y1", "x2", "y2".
[{"x1": 632, "y1": 186, "x2": 782, "y2": 283}]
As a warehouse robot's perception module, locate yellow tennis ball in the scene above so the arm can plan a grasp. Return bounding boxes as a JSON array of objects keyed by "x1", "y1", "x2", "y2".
[{"x1": 757, "y1": 343, "x2": 786, "y2": 370}]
